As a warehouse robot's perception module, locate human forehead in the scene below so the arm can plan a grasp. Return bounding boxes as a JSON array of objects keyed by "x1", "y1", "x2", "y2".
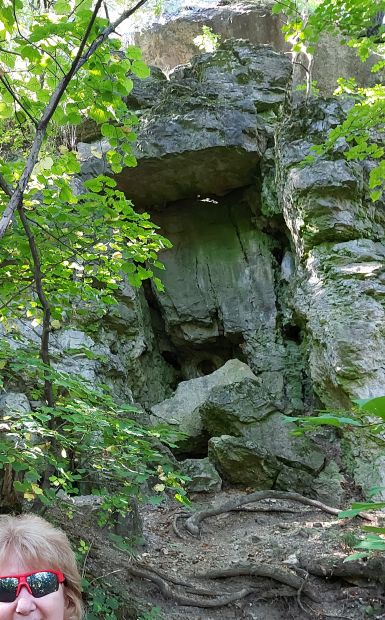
[{"x1": 0, "y1": 558, "x2": 50, "y2": 576}]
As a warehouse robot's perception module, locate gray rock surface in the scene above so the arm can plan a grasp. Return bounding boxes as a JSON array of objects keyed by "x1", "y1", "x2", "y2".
[
  {"x1": 149, "y1": 195, "x2": 277, "y2": 347},
  {"x1": 200, "y1": 376, "x2": 324, "y2": 491},
  {"x1": 311, "y1": 461, "x2": 345, "y2": 507},
  {"x1": 277, "y1": 99, "x2": 385, "y2": 407},
  {"x1": 208, "y1": 415, "x2": 324, "y2": 490},
  {"x1": 181, "y1": 457, "x2": 222, "y2": 492},
  {"x1": 0, "y1": 392, "x2": 31, "y2": 416},
  {"x1": 126, "y1": 0, "x2": 383, "y2": 95},
  {"x1": 80, "y1": 41, "x2": 292, "y2": 208},
  {"x1": 150, "y1": 359, "x2": 257, "y2": 451}
]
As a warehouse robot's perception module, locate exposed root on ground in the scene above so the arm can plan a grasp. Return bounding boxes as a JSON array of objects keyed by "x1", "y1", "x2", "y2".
[
  {"x1": 192, "y1": 563, "x2": 320, "y2": 602},
  {"x1": 172, "y1": 503, "x2": 304, "y2": 540},
  {"x1": 300, "y1": 554, "x2": 385, "y2": 585},
  {"x1": 183, "y1": 491, "x2": 343, "y2": 536},
  {"x1": 126, "y1": 559, "x2": 317, "y2": 609}
]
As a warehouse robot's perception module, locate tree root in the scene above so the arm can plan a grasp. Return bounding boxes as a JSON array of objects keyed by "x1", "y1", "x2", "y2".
[
  {"x1": 128, "y1": 563, "x2": 259, "y2": 608},
  {"x1": 193, "y1": 563, "x2": 320, "y2": 602},
  {"x1": 299, "y1": 554, "x2": 385, "y2": 585},
  {"x1": 172, "y1": 504, "x2": 302, "y2": 540},
  {"x1": 172, "y1": 512, "x2": 189, "y2": 539},
  {"x1": 184, "y1": 490, "x2": 343, "y2": 536},
  {"x1": 126, "y1": 560, "x2": 321, "y2": 609}
]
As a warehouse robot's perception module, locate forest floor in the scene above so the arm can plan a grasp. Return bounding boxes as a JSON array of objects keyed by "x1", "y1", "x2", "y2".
[{"x1": 59, "y1": 488, "x2": 385, "y2": 620}]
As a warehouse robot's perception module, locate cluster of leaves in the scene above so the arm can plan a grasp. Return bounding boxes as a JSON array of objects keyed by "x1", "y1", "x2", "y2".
[
  {"x1": 0, "y1": 342, "x2": 189, "y2": 516},
  {"x1": 286, "y1": 395, "x2": 385, "y2": 560},
  {"x1": 193, "y1": 25, "x2": 221, "y2": 53},
  {"x1": 0, "y1": 171, "x2": 171, "y2": 326},
  {"x1": 0, "y1": 0, "x2": 169, "y2": 327},
  {"x1": 273, "y1": 0, "x2": 385, "y2": 198}
]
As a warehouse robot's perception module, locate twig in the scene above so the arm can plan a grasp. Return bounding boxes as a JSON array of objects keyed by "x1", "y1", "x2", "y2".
[
  {"x1": 296, "y1": 570, "x2": 309, "y2": 612},
  {"x1": 0, "y1": 75, "x2": 37, "y2": 126}
]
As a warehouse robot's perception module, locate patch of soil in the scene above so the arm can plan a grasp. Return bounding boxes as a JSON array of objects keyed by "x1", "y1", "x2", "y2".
[{"x1": 53, "y1": 489, "x2": 385, "y2": 620}]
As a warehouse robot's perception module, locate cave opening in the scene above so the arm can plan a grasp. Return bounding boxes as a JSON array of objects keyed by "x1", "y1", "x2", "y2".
[{"x1": 142, "y1": 278, "x2": 246, "y2": 383}]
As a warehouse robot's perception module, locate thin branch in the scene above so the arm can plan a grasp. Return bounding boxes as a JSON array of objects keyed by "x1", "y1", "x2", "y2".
[
  {"x1": 0, "y1": 280, "x2": 34, "y2": 311},
  {"x1": 0, "y1": 173, "x2": 13, "y2": 197},
  {"x1": 12, "y1": 0, "x2": 66, "y2": 76},
  {"x1": 0, "y1": 47, "x2": 22, "y2": 56},
  {"x1": 0, "y1": 75, "x2": 37, "y2": 126},
  {"x1": 17, "y1": 204, "x2": 54, "y2": 406}
]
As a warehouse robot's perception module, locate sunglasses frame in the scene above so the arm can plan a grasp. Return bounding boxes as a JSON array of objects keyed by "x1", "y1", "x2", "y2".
[{"x1": 0, "y1": 570, "x2": 65, "y2": 602}]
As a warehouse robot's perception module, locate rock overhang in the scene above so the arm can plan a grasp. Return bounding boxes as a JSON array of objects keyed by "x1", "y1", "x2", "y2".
[{"x1": 78, "y1": 41, "x2": 292, "y2": 209}]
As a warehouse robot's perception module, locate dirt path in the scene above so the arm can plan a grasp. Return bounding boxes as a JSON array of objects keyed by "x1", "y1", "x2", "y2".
[{"x1": 56, "y1": 489, "x2": 385, "y2": 619}]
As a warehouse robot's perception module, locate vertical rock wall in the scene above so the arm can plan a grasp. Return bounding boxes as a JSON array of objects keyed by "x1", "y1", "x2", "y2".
[{"x1": 276, "y1": 99, "x2": 385, "y2": 407}]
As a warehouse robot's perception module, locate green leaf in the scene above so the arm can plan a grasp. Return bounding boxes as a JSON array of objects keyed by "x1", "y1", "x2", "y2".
[
  {"x1": 131, "y1": 60, "x2": 151, "y2": 79},
  {"x1": 362, "y1": 526, "x2": 385, "y2": 533},
  {"x1": 338, "y1": 502, "x2": 385, "y2": 518},
  {"x1": 356, "y1": 396, "x2": 385, "y2": 420},
  {"x1": 54, "y1": 0, "x2": 70, "y2": 14},
  {"x1": 59, "y1": 186, "x2": 73, "y2": 202},
  {"x1": 125, "y1": 45, "x2": 142, "y2": 60},
  {"x1": 343, "y1": 552, "x2": 369, "y2": 562},
  {"x1": 20, "y1": 45, "x2": 41, "y2": 62},
  {"x1": 0, "y1": 102, "x2": 13, "y2": 120},
  {"x1": 89, "y1": 106, "x2": 110, "y2": 124},
  {"x1": 100, "y1": 123, "x2": 117, "y2": 139}
]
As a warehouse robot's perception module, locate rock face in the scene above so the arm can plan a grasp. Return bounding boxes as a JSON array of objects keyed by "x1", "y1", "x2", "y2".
[
  {"x1": 80, "y1": 41, "x2": 297, "y2": 415},
  {"x1": 4, "y1": 39, "x2": 385, "y2": 502},
  {"x1": 80, "y1": 41, "x2": 292, "y2": 208},
  {"x1": 76, "y1": 41, "x2": 385, "y2": 497},
  {"x1": 126, "y1": 0, "x2": 382, "y2": 95},
  {"x1": 276, "y1": 99, "x2": 385, "y2": 407}
]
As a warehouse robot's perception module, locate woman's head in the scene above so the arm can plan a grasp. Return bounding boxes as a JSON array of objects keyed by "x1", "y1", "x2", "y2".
[{"x1": 0, "y1": 514, "x2": 83, "y2": 620}]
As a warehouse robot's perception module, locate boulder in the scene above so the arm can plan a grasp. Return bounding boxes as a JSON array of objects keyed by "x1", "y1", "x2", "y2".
[
  {"x1": 200, "y1": 362, "x2": 324, "y2": 492},
  {"x1": 208, "y1": 414, "x2": 324, "y2": 490},
  {"x1": 181, "y1": 457, "x2": 222, "y2": 492},
  {"x1": 200, "y1": 377, "x2": 283, "y2": 437},
  {"x1": 126, "y1": 0, "x2": 383, "y2": 95},
  {"x1": 128, "y1": 1, "x2": 286, "y2": 74},
  {"x1": 150, "y1": 359, "x2": 257, "y2": 451}
]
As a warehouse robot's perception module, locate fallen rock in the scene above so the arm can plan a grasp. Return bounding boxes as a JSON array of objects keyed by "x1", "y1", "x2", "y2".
[
  {"x1": 181, "y1": 457, "x2": 222, "y2": 492},
  {"x1": 208, "y1": 412, "x2": 325, "y2": 490},
  {"x1": 150, "y1": 359, "x2": 257, "y2": 451}
]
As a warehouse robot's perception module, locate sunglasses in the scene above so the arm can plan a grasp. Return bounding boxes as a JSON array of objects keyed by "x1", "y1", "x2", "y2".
[{"x1": 0, "y1": 570, "x2": 65, "y2": 603}]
